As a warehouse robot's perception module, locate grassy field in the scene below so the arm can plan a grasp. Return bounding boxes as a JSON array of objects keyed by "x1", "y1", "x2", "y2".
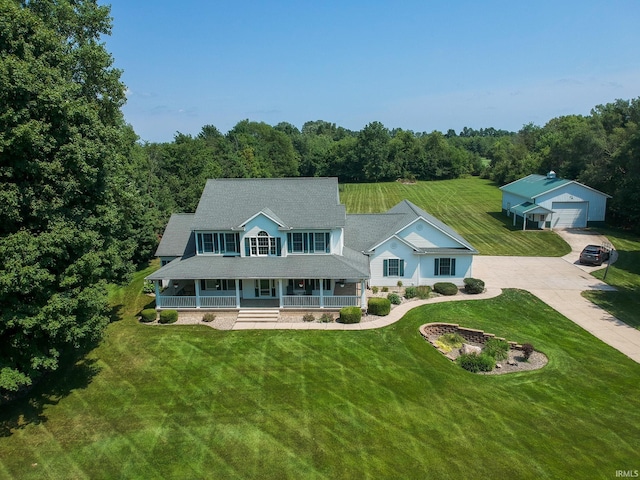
[
  {"x1": 340, "y1": 177, "x2": 570, "y2": 256},
  {"x1": 583, "y1": 227, "x2": 640, "y2": 329},
  {"x1": 0, "y1": 265, "x2": 638, "y2": 479}
]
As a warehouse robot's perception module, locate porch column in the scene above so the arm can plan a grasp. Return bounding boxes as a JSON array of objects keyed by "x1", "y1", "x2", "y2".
[
  {"x1": 360, "y1": 279, "x2": 366, "y2": 309},
  {"x1": 512, "y1": 212, "x2": 516, "y2": 226},
  {"x1": 195, "y1": 279, "x2": 201, "y2": 308},
  {"x1": 522, "y1": 214, "x2": 527, "y2": 231},
  {"x1": 235, "y1": 279, "x2": 241, "y2": 308},
  {"x1": 549, "y1": 213, "x2": 554, "y2": 231},
  {"x1": 319, "y1": 279, "x2": 324, "y2": 308},
  {"x1": 278, "y1": 279, "x2": 283, "y2": 308},
  {"x1": 155, "y1": 280, "x2": 161, "y2": 309}
]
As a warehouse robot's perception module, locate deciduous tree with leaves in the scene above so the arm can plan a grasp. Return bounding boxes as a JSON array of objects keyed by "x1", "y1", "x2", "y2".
[{"x1": 0, "y1": 0, "x2": 147, "y2": 397}]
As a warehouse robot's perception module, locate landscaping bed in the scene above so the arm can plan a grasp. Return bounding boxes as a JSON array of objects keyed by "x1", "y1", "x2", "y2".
[{"x1": 420, "y1": 322, "x2": 548, "y2": 374}]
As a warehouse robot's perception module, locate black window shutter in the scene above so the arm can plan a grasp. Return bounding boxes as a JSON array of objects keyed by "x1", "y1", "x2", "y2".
[
  {"x1": 434, "y1": 258, "x2": 440, "y2": 276},
  {"x1": 399, "y1": 259, "x2": 405, "y2": 276},
  {"x1": 325, "y1": 232, "x2": 330, "y2": 252},
  {"x1": 244, "y1": 238, "x2": 250, "y2": 256},
  {"x1": 383, "y1": 259, "x2": 388, "y2": 277},
  {"x1": 276, "y1": 238, "x2": 282, "y2": 256},
  {"x1": 451, "y1": 258, "x2": 456, "y2": 276}
]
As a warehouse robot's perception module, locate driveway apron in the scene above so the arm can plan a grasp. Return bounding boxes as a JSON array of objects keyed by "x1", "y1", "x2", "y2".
[{"x1": 473, "y1": 255, "x2": 640, "y2": 364}]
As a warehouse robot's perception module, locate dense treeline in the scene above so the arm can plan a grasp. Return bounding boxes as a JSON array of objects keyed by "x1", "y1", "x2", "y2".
[
  {"x1": 1, "y1": 0, "x2": 639, "y2": 400},
  {"x1": 140, "y1": 101, "x2": 640, "y2": 230}
]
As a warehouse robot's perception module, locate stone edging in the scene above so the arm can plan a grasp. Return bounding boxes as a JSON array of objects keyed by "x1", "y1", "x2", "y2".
[{"x1": 419, "y1": 322, "x2": 521, "y2": 349}]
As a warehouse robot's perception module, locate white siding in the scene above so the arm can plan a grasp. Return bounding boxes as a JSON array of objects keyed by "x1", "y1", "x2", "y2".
[
  {"x1": 369, "y1": 238, "x2": 474, "y2": 287},
  {"x1": 398, "y1": 218, "x2": 463, "y2": 249},
  {"x1": 501, "y1": 192, "x2": 529, "y2": 212},
  {"x1": 537, "y1": 183, "x2": 608, "y2": 223}
]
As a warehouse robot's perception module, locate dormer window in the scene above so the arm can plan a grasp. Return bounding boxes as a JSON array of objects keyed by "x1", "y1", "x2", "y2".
[{"x1": 247, "y1": 231, "x2": 281, "y2": 256}]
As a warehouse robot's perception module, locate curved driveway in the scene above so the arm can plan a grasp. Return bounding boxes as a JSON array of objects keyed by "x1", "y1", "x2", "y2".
[{"x1": 473, "y1": 229, "x2": 640, "y2": 364}]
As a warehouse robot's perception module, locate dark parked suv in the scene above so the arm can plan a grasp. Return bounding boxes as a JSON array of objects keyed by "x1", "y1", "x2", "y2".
[{"x1": 579, "y1": 245, "x2": 610, "y2": 266}]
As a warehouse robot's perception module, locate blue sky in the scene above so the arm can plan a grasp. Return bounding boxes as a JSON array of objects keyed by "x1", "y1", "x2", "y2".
[{"x1": 105, "y1": 0, "x2": 640, "y2": 142}]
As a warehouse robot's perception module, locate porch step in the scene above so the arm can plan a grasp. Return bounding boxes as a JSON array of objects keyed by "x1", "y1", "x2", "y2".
[{"x1": 236, "y1": 308, "x2": 280, "y2": 322}]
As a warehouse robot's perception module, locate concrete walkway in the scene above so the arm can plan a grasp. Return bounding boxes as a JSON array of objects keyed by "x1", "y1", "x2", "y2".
[{"x1": 232, "y1": 229, "x2": 640, "y2": 364}]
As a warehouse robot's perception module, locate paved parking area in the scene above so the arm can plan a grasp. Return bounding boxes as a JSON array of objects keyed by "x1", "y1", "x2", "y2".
[{"x1": 473, "y1": 229, "x2": 640, "y2": 364}]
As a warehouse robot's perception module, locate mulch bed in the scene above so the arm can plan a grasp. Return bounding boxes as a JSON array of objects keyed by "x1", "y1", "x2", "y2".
[{"x1": 428, "y1": 335, "x2": 548, "y2": 374}]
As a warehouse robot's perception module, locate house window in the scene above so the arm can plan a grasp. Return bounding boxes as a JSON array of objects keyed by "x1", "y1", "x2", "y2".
[
  {"x1": 383, "y1": 258, "x2": 404, "y2": 277},
  {"x1": 434, "y1": 258, "x2": 456, "y2": 276},
  {"x1": 287, "y1": 232, "x2": 331, "y2": 254},
  {"x1": 201, "y1": 279, "x2": 234, "y2": 290},
  {"x1": 197, "y1": 232, "x2": 240, "y2": 255},
  {"x1": 248, "y1": 231, "x2": 280, "y2": 256}
]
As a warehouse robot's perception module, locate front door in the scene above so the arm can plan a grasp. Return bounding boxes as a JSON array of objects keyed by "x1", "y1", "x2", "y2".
[{"x1": 256, "y1": 279, "x2": 275, "y2": 297}]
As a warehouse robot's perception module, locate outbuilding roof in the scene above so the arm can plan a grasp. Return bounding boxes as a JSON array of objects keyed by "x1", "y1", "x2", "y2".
[{"x1": 500, "y1": 174, "x2": 611, "y2": 199}]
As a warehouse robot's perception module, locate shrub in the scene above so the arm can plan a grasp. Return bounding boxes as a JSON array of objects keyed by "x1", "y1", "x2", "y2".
[
  {"x1": 464, "y1": 277, "x2": 485, "y2": 294},
  {"x1": 371, "y1": 286, "x2": 379, "y2": 294},
  {"x1": 522, "y1": 343, "x2": 535, "y2": 360},
  {"x1": 404, "y1": 286, "x2": 417, "y2": 299},
  {"x1": 457, "y1": 353, "x2": 495, "y2": 372},
  {"x1": 397, "y1": 280, "x2": 403, "y2": 287},
  {"x1": 387, "y1": 292, "x2": 401, "y2": 305},
  {"x1": 302, "y1": 313, "x2": 315, "y2": 322},
  {"x1": 433, "y1": 282, "x2": 459, "y2": 296},
  {"x1": 142, "y1": 280, "x2": 155, "y2": 294},
  {"x1": 339, "y1": 306, "x2": 362, "y2": 324},
  {"x1": 415, "y1": 285, "x2": 431, "y2": 299},
  {"x1": 202, "y1": 313, "x2": 216, "y2": 323},
  {"x1": 438, "y1": 332, "x2": 465, "y2": 349},
  {"x1": 159, "y1": 309, "x2": 178, "y2": 324},
  {"x1": 368, "y1": 297, "x2": 391, "y2": 316},
  {"x1": 140, "y1": 309, "x2": 157, "y2": 323},
  {"x1": 381, "y1": 286, "x2": 389, "y2": 293},
  {"x1": 319, "y1": 313, "x2": 334, "y2": 323},
  {"x1": 484, "y1": 338, "x2": 509, "y2": 360}
]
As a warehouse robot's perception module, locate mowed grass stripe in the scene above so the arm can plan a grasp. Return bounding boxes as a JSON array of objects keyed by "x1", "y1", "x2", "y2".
[
  {"x1": 340, "y1": 178, "x2": 570, "y2": 256},
  {"x1": 2, "y1": 253, "x2": 639, "y2": 477}
]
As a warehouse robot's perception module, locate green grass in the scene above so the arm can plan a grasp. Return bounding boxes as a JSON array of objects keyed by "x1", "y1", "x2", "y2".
[
  {"x1": 583, "y1": 227, "x2": 640, "y2": 329},
  {"x1": 340, "y1": 177, "x2": 570, "y2": 256},
  {"x1": 1, "y1": 281, "x2": 638, "y2": 478}
]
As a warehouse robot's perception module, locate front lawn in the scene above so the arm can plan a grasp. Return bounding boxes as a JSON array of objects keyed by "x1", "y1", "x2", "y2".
[
  {"x1": 0, "y1": 273, "x2": 637, "y2": 478},
  {"x1": 340, "y1": 178, "x2": 570, "y2": 256}
]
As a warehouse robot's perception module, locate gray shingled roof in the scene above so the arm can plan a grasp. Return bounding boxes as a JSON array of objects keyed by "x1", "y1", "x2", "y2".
[
  {"x1": 154, "y1": 214, "x2": 195, "y2": 257},
  {"x1": 344, "y1": 200, "x2": 477, "y2": 254},
  {"x1": 146, "y1": 247, "x2": 369, "y2": 281},
  {"x1": 192, "y1": 177, "x2": 346, "y2": 230}
]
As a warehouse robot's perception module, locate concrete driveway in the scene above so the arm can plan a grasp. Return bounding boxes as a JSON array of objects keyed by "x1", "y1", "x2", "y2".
[{"x1": 473, "y1": 230, "x2": 640, "y2": 364}]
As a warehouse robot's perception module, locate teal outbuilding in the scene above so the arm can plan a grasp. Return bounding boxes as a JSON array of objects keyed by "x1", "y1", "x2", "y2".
[{"x1": 500, "y1": 172, "x2": 611, "y2": 230}]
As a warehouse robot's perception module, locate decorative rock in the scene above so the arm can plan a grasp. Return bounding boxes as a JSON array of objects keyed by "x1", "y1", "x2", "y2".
[
  {"x1": 460, "y1": 343, "x2": 482, "y2": 355},
  {"x1": 495, "y1": 363, "x2": 502, "y2": 368},
  {"x1": 507, "y1": 360, "x2": 518, "y2": 366}
]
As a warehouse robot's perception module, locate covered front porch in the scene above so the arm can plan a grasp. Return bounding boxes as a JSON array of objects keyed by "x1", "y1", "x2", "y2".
[
  {"x1": 154, "y1": 277, "x2": 366, "y2": 309},
  {"x1": 508, "y1": 202, "x2": 554, "y2": 231}
]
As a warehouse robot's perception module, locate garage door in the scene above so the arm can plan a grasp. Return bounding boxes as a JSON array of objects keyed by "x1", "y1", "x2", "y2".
[{"x1": 552, "y1": 201, "x2": 588, "y2": 228}]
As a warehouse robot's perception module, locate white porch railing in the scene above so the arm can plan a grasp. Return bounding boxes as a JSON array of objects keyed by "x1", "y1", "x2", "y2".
[
  {"x1": 158, "y1": 296, "x2": 197, "y2": 308},
  {"x1": 200, "y1": 296, "x2": 236, "y2": 308},
  {"x1": 323, "y1": 296, "x2": 360, "y2": 307},
  {"x1": 282, "y1": 295, "x2": 360, "y2": 308}
]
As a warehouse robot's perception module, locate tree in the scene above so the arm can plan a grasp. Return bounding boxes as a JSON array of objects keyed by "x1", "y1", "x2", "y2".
[{"x1": 0, "y1": 0, "x2": 137, "y2": 396}]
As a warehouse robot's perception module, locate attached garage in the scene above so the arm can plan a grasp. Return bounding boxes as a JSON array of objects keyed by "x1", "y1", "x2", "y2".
[
  {"x1": 500, "y1": 172, "x2": 611, "y2": 230},
  {"x1": 551, "y1": 201, "x2": 588, "y2": 228}
]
